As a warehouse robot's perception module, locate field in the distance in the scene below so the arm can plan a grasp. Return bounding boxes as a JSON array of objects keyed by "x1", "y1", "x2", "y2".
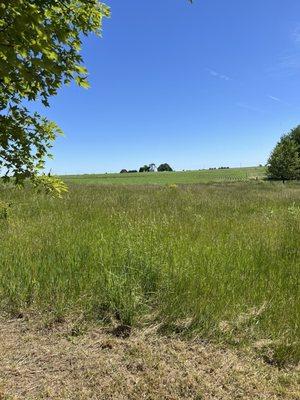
[{"x1": 61, "y1": 166, "x2": 266, "y2": 185}]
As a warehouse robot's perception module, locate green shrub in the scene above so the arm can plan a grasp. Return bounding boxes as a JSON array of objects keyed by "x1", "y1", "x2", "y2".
[{"x1": 267, "y1": 126, "x2": 300, "y2": 182}]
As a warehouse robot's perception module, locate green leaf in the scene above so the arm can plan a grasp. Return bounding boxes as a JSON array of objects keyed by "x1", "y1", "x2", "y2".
[{"x1": 0, "y1": 0, "x2": 110, "y2": 188}]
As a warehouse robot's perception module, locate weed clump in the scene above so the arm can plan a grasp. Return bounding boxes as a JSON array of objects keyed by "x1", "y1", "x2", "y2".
[{"x1": 0, "y1": 201, "x2": 11, "y2": 220}]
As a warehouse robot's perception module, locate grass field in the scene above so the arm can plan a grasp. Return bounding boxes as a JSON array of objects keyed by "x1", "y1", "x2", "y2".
[
  {"x1": 0, "y1": 177, "x2": 299, "y2": 368},
  {"x1": 61, "y1": 166, "x2": 266, "y2": 185}
]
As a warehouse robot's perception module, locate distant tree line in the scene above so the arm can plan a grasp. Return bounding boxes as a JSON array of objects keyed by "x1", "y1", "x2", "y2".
[
  {"x1": 120, "y1": 163, "x2": 173, "y2": 174},
  {"x1": 209, "y1": 167, "x2": 230, "y2": 170},
  {"x1": 120, "y1": 169, "x2": 137, "y2": 174},
  {"x1": 120, "y1": 125, "x2": 300, "y2": 182}
]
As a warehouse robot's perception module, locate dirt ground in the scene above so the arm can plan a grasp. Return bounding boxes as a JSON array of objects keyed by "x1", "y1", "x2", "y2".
[{"x1": 0, "y1": 316, "x2": 299, "y2": 400}]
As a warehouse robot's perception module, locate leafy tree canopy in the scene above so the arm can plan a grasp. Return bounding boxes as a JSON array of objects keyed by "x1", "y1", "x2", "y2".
[
  {"x1": 267, "y1": 128, "x2": 300, "y2": 182},
  {"x1": 139, "y1": 165, "x2": 150, "y2": 173},
  {"x1": 0, "y1": 0, "x2": 109, "y2": 195},
  {"x1": 158, "y1": 163, "x2": 173, "y2": 172},
  {"x1": 289, "y1": 125, "x2": 300, "y2": 150}
]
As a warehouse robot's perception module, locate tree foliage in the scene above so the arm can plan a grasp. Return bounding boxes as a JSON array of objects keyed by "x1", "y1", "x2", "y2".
[
  {"x1": 158, "y1": 163, "x2": 173, "y2": 172},
  {"x1": 0, "y1": 0, "x2": 109, "y2": 193},
  {"x1": 139, "y1": 165, "x2": 150, "y2": 173},
  {"x1": 267, "y1": 127, "x2": 300, "y2": 182}
]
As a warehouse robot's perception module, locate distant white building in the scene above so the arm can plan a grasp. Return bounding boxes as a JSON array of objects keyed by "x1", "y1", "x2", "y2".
[{"x1": 149, "y1": 163, "x2": 157, "y2": 172}]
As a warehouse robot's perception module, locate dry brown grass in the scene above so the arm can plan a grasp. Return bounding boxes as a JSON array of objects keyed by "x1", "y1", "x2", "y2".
[{"x1": 0, "y1": 316, "x2": 299, "y2": 400}]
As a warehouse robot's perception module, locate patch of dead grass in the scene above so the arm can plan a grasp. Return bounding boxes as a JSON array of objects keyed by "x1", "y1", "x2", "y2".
[{"x1": 0, "y1": 317, "x2": 299, "y2": 400}]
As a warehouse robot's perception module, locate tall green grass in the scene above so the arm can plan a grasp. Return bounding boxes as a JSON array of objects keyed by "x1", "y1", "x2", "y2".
[{"x1": 0, "y1": 182, "x2": 299, "y2": 364}]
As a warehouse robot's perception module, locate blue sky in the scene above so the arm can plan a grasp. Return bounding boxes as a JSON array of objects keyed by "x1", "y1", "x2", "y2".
[{"x1": 43, "y1": 0, "x2": 300, "y2": 174}]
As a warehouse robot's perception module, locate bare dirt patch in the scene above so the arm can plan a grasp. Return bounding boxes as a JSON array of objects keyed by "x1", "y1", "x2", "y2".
[{"x1": 0, "y1": 317, "x2": 298, "y2": 400}]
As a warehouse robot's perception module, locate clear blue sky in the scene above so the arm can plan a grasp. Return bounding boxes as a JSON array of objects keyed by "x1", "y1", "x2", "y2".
[{"x1": 42, "y1": 0, "x2": 300, "y2": 174}]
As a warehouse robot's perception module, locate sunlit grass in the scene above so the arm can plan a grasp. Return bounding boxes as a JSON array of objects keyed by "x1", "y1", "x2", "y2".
[{"x1": 0, "y1": 181, "x2": 299, "y2": 365}]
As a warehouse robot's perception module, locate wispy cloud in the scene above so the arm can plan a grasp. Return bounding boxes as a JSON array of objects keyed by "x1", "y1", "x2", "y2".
[
  {"x1": 267, "y1": 52, "x2": 300, "y2": 77},
  {"x1": 267, "y1": 95, "x2": 293, "y2": 108},
  {"x1": 278, "y1": 53, "x2": 300, "y2": 70},
  {"x1": 236, "y1": 102, "x2": 265, "y2": 113},
  {"x1": 266, "y1": 27, "x2": 300, "y2": 77},
  {"x1": 292, "y1": 27, "x2": 300, "y2": 44},
  {"x1": 206, "y1": 68, "x2": 232, "y2": 81},
  {"x1": 268, "y1": 95, "x2": 282, "y2": 103}
]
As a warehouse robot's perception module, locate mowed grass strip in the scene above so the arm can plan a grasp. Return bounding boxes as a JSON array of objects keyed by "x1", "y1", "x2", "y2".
[
  {"x1": 61, "y1": 166, "x2": 266, "y2": 186},
  {"x1": 1, "y1": 318, "x2": 299, "y2": 400},
  {"x1": 0, "y1": 181, "x2": 299, "y2": 365}
]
